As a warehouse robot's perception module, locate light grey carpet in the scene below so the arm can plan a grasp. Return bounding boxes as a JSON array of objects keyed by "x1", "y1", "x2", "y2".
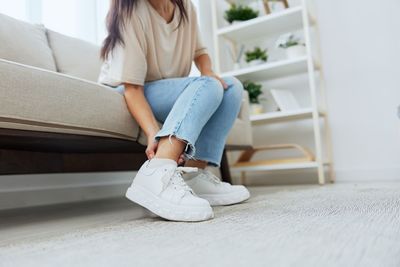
[{"x1": 1, "y1": 183, "x2": 400, "y2": 267}]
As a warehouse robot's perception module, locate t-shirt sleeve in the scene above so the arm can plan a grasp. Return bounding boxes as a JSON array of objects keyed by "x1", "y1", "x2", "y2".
[
  {"x1": 99, "y1": 15, "x2": 147, "y2": 87},
  {"x1": 192, "y1": 3, "x2": 208, "y2": 59}
]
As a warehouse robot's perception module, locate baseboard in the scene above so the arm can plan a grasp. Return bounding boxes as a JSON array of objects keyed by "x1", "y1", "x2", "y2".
[
  {"x1": 230, "y1": 166, "x2": 400, "y2": 185},
  {"x1": 1, "y1": 167, "x2": 398, "y2": 210},
  {"x1": 334, "y1": 167, "x2": 400, "y2": 183},
  {"x1": 0, "y1": 172, "x2": 136, "y2": 210}
]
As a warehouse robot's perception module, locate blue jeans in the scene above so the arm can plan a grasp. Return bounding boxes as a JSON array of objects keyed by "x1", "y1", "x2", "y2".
[{"x1": 117, "y1": 76, "x2": 243, "y2": 167}]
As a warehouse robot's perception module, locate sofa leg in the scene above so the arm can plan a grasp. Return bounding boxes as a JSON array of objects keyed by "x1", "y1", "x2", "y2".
[{"x1": 220, "y1": 149, "x2": 232, "y2": 184}]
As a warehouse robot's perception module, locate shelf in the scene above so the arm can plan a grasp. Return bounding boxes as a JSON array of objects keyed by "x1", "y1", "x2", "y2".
[
  {"x1": 221, "y1": 56, "x2": 310, "y2": 82},
  {"x1": 216, "y1": 6, "x2": 304, "y2": 42},
  {"x1": 231, "y1": 161, "x2": 316, "y2": 172},
  {"x1": 251, "y1": 108, "x2": 325, "y2": 124},
  {"x1": 231, "y1": 161, "x2": 329, "y2": 172}
]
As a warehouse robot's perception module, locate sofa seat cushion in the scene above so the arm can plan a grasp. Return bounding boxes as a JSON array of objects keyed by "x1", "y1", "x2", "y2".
[
  {"x1": 0, "y1": 59, "x2": 140, "y2": 142},
  {"x1": 0, "y1": 13, "x2": 57, "y2": 71},
  {"x1": 47, "y1": 30, "x2": 102, "y2": 82}
]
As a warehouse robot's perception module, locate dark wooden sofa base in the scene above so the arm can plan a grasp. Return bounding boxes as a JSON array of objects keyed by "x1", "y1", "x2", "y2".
[{"x1": 0, "y1": 128, "x2": 235, "y2": 183}]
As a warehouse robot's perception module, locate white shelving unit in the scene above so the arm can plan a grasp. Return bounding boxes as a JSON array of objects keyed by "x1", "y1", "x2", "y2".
[
  {"x1": 216, "y1": 6, "x2": 304, "y2": 42},
  {"x1": 221, "y1": 56, "x2": 311, "y2": 81},
  {"x1": 211, "y1": 0, "x2": 333, "y2": 184},
  {"x1": 250, "y1": 108, "x2": 324, "y2": 124}
]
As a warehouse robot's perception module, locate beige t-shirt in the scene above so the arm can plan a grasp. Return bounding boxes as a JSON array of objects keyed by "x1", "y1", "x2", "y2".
[{"x1": 98, "y1": 0, "x2": 207, "y2": 87}]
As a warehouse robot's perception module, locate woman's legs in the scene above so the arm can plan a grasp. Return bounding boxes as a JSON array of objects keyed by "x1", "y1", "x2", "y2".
[
  {"x1": 186, "y1": 76, "x2": 244, "y2": 167},
  {"x1": 124, "y1": 76, "x2": 248, "y2": 220},
  {"x1": 144, "y1": 76, "x2": 225, "y2": 161},
  {"x1": 154, "y1": 137, "x2": 186, "y2": 162},
  {"x1": 178, "y1": 77, "x2": 249, "y2": 206}
]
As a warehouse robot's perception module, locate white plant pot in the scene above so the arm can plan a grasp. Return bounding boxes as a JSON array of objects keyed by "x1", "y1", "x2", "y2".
[
  {"x1": 231, "y1": 20, "x2": 243, "y2": 25},
  {"x1": 248, "y1": 59, "x2": 265, "y2": 67},
  {"x1": 250, "y1": 103, "x2": 264, "y2": 115},
  {"x1": 286, "y1": 45, "x2": 306, "y2": 59}
]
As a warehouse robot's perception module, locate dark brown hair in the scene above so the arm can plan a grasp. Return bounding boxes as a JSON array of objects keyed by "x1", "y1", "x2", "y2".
[{"x1": 100, "y1": 0, "x2": 188, "y2": 60}]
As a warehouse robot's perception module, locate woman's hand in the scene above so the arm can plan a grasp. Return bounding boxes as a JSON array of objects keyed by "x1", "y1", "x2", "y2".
[
  {"x1": 146, "y1": 134, "x2": 186, "y2": 165},
  {"x1": 122, "y1": 84, "x2": 186, "y2": 165},
  {"x1": 145, "y1": 134, "x2": 158, "y2": 160},
  {"x1": 194, "y1": 54, "x2": 228, "y2": 89},
  {"x1": 201, "y1": 70, "x2": 228, "y2": 90}
]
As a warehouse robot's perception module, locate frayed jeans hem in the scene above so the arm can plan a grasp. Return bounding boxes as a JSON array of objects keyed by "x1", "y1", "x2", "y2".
[
  {"x1": 154, "y1": 133, "x2": 196, "y2": 160},
  {"x1": 190, "y1": 156, "x2": 221, "y2": 168}
]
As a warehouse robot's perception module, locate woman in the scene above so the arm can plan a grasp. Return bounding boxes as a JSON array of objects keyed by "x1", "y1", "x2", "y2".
[{"x1": 99, "y1": 0, "x2": 250, "y2": 222}]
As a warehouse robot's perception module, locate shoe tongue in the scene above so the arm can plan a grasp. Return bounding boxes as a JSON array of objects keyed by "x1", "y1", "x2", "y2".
[{"x1": 147, "y1": 158, "x2": 177, "y2": 169}]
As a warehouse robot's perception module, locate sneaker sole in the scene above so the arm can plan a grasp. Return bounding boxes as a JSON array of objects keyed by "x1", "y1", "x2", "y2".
[
  {"x1": 198, "y1": 189, "x2": 250, "y2": 206},
  {"x1": 126, "y1": 185, "x2": 214, "y2": 222}
]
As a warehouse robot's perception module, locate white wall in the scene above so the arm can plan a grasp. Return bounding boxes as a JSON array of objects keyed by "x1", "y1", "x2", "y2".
[
  {"x1": 198, "y1": 0, "x2": 400, "y2": 182},
  {"x1": 313, "y1": 0, "x2": 400, "y2": 181},
  {"x1": 0, "y1": 0, "x2": 109, "y2": 44}
]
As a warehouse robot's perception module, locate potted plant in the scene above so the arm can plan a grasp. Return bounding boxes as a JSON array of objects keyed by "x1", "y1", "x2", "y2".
[
  {"x1": 276, "y1": 33, "x2": 306, "y2": 59},
  {"x1": 243, "y1": 81, "x2": 264, "y2": 114},
  {"x1": 224, "y1": 4, "x2": 259, "y2": 25},
  {"x1": 245, "y1": 47, "x2": 268, "y2": 66}
]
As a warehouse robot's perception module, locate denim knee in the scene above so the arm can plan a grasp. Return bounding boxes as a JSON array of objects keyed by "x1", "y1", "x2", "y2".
[
  {"x1": 196, "y1": 76, "x2": 224, "y2": 107},
  {"x1": 224, "y1": 76, "x2": 244, "y2": 105}
]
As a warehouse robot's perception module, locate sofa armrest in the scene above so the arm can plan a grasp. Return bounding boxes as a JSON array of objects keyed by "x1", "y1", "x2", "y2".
[{"x1": 0, "y1": 59, "x2": 139, "y2": 140}]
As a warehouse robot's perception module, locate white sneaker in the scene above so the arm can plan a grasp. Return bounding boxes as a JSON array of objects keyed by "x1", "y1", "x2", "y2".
[
  {"x1": 185, "y1": 169, "x2": 250, "y2": 206},
  {"x1": 125, "y1": 159, "x2": 213, "y2": 222}
]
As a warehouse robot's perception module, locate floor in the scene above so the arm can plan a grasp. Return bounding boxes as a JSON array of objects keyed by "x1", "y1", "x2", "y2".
[{"x1": 1, "y1": 183, "x2": 400, "y2": 267}]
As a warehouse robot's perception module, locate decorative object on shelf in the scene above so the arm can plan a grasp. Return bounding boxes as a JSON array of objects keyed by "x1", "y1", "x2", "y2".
[
  {"x1": 270, "y1": 89, "x2": 300, "y2": 111},
  {"x1": 226, "y1": 44, "x2": 245, "y2": 70},
  {"x1": 262, "y1": 0, "x2": 289, "y2": 14},
  {"x1": 276, "y1": 33, "x2": 306, "y2": 59},
  {"x1": 224, "y1": 4, "x2": 259, "y2": 24},
  {"x1": 245, "y1": 47, "x2": 268, "y2": 66},
  {"x1": 243, "y1": 81, "x2": 265, "y2": 115},
  {"x1": 233, "y1": 144, "x2": 315, "y2": 185}
]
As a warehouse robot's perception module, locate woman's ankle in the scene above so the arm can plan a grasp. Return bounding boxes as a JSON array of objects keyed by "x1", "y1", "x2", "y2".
[
  {"x1": 155, "y1": 136, "x2": 186, "y2": 161},
  {"x1": 185, "y1": 159, "x2": 207, "y2": 169}
]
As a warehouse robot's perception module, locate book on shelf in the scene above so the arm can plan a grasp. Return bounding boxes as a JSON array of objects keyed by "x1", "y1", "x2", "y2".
[{"x1": 270, "y1": 89, "x2": 300, "y2": 111}]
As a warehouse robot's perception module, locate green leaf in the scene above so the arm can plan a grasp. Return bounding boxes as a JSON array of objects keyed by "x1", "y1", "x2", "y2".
[
  {"x1": 245, "y1": 47, "x2": 268, "y2": 63},
  {"x1": 243, "y1": 81, "x2": 263, "y2": 104},
  {"x1": 224, "y1": 4, "x2": 259, "y2": 24}
]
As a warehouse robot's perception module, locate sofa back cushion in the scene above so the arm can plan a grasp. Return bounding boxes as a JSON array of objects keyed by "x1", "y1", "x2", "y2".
[
  {"x1": 0, "y1": 13, "x2": 57, "y2": 71},
  {"x1": 47, "y1": 30, "x2": 102, "y2": 82}
]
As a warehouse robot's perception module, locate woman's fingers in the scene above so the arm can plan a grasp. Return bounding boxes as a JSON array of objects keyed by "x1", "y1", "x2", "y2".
[
  {"x1": 202, "y1": 72, "x2": 228, "y2": 90},
  {"x1": 146, "y1": 149, "x2": 154, "y2": 159},
  {"x1": 146, "y1": 141, "x2": 158, "y2": 160},
  {"x1": 178, "y1": 154, "x2": 186, "y2": 165},
  {"x1": 146, "y1": 141, "x2": 186, "y2": 165},
  {"x1": 217, "y1": 76, "x2": 228, "y2": 89},
  {"x1": 211, "y1": 74, "x2": 228, "y2": 90}
]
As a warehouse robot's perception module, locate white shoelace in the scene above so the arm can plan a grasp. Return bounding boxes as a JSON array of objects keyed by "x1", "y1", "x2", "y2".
[
  {"x1": 201, "y1": 170, "x2": 222, "y2": 184},
  {"x1": 163, "y1": 167, "x2": 198, "y2": 193}
]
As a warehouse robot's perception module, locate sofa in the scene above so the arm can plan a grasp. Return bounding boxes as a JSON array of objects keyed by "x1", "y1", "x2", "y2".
[{"x1": 0, "y1": 13, "x2": 253, "y2": 182}]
